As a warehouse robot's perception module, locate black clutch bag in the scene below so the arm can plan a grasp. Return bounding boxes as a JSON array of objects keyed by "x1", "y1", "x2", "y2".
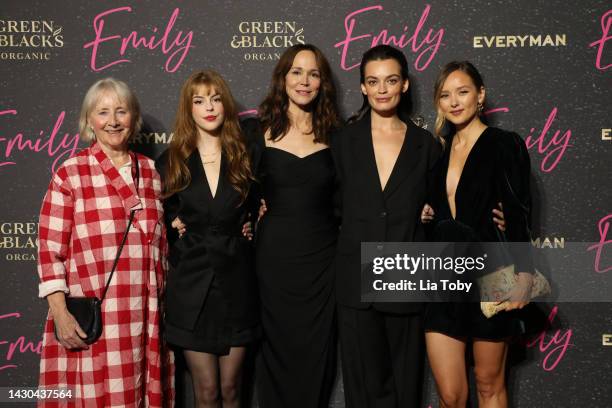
[
  {"x1": 54, "y1": 159, "x2": 138, "y2": 345},
  {"x1": 55, "y1": 297, "x2": 102, "y2": 344}
]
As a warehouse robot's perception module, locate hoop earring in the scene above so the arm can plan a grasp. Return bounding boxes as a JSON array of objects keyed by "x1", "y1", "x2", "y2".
[{"x1": 477, "y1": 102, "x2": 484, "y2": 114}]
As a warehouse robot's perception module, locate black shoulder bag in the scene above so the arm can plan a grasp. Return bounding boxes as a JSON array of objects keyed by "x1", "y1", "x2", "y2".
[{"x1": 54, "y1": 158, "x2": 139, "y2": 344}]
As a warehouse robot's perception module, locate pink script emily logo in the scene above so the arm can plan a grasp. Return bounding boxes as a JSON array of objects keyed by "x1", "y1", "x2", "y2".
[
  {"x1": 0, "y1": 109, "x2": 80, "y2": 172},
  {"x1": 587, "y1": 214, "x2": 612, "y2": 273},
  {"x1": 334, "y1": 4, "x2": 444, "y2": 72},
  {"x1": 83, "y1": 7, "x2": 193, "y2": 73},
  {"x1": 588, "y1": 9, "x2": 611, "y2": 71},
  {"x1": 483, "y1": 105, "x2": 571, "y2": 173},
  {"x1": 524, "y1": 305, "x2": 573, "y2": 371},
  {"x1": 524, "y1": 107, "x2": 572, "y2": 173},
  {"x1": 0, "y1": 312, "x2": 42, "y2": 372}
]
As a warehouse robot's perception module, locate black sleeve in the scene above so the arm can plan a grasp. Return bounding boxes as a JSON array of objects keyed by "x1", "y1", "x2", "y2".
[
  {"x1": 240, "y1": 117, "x2": 265, "y2": 229},
  {"x1": 496, "y1": 131, "x2": 535, "y2": 273},
  {"x1": 329, "y1": 128, "x2": 343, "y2": 221},
  {"x1": 245, "y1": 135, "x2": 263, "y2": 227},
  {"x1": 424, "y1": 133, "x2": 443, "y2": 239},
  {"x1": 155, "y1": 149, "x2": 181, "y2": 245}
]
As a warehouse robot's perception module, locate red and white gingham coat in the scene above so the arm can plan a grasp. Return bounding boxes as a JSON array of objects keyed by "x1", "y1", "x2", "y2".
[{"x1": 37, "y1": 142, "x2": 174, "y2": 407}]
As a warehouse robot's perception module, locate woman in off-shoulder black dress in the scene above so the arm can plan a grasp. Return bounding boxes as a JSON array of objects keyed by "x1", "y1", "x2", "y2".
[
  {"x1": 245, "y1": 44, "x2": 340, "y2": 408},
  {"x1": 422, "y1": 61, "x2": 537, "y2": 408}
]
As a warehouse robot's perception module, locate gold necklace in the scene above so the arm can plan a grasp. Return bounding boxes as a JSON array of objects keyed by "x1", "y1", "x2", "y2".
[{"x1": 200, "y1": 150, "x2": 220, "y2": 165}]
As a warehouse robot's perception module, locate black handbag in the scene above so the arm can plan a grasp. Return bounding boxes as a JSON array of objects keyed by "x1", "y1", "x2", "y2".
[{"x1": 54, "y1": 158, "x2": 139, "y2": 345}]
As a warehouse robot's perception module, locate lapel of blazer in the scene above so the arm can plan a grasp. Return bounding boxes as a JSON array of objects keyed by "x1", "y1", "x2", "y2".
[
  {"x1": 214, "y1": 153, "x2": 235, "y2": 211},
  {"x1": 352, "y1": 115, "x2": 386, "y2": 207},
  {"x1": 187, "y1": 151, "x2": 214, "y2": 211},
  {"x1": 383, "y1": 119, "x2": 424, "y2": 200}
]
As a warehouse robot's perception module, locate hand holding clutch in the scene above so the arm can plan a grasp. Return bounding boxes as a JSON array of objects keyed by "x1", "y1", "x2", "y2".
[{"x1": 479, "y1": 265, "x2": 551, "y2": 318}]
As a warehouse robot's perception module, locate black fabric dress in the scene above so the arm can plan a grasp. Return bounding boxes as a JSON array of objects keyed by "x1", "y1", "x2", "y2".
[
  {"x1": 155, "y1": 147, "x2": 261, "y2": 355},
  {"x1": 424, "y1": 127, "x2": 539, "y2": 339},
  {"x1": 243, "y1": 118, "x2": 338, "y2": 408}
]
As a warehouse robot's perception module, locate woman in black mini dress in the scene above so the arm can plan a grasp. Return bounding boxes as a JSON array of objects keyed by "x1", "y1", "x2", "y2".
[
  {"x1": 422, "y1": 61, "x2": 535, "y2": 408},
  {"x1": 156, "y1": 70, "x2": 260, "y2": 408}
]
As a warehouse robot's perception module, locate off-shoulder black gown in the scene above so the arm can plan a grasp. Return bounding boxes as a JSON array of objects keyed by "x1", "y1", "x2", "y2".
[
  {"x1": 243, "y1": 119, "x2": 338, "y2": 408},
  {"x1": 424, "y1": 126, "x2": 538, "y2": 339}
]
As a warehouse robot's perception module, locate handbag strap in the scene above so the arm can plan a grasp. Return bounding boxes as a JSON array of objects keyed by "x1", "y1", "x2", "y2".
[{"x1": 100, "y1": 156, "x2": 140, "y2": 302}]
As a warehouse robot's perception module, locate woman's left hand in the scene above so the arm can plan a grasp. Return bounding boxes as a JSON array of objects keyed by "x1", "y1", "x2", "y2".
[
  {"x1": 503, "y1": 272, "x2": 534, "y2": 311},
  {"x1": 492, "y1": 202, "x2": 506, "y2": 231},
  {"x1": 242, "y1": 221, "x2": 253, "y2": 241},
  {"x1": 171, "y1": 217, "x2": 186, "y2": 238}
]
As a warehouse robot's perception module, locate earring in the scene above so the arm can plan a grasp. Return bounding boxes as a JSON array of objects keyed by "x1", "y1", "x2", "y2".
[{"x1": 477, "y1": 102, "x2": 484, "y2": 114}]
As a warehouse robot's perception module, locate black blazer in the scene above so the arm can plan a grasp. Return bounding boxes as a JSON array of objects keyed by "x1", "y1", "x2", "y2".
[
  {"x1": 331, "y1": 114, "x2": 441, "y2": 313},
  {"x1": 155, "y1": 143, "x2": 262, "y2": 333},
  {"x1": 428, "y1": 127, "x2": 534, "y2": 272}
]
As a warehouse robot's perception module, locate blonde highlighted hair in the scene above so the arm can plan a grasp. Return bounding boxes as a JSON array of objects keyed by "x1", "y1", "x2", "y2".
[
  {"x1": 78, "y1": 77, "x2": 142, "y2": 142},
  {"x1": 433, "y1": 61, "x2": 485, "y2": 147}
]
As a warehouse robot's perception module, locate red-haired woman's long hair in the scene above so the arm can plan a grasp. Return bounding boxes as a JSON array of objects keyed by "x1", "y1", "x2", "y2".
[{"x1": 162, "y1": 70, "x2": 253, "y2": 202}]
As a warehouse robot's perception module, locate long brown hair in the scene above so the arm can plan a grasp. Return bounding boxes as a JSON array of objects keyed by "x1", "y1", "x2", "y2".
[
  {"x1": 163, "y1": 70, "x2": 253, "y2": 201},
  {"x1": 433, "y1": 61, "x2": 485, "y2": 147},
  {"x1": 259, "y1": 44, "x2": 340, "y2": 144}
]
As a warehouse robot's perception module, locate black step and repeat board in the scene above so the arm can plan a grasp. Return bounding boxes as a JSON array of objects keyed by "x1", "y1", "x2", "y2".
[{"x1": 1, "y1": 1, "x2": 611, "y2": 406}]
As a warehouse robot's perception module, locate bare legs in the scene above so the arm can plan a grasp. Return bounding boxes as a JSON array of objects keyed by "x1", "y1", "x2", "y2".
[
  {"x1": 184, "y1": 347, "x2": 246, "y2": 408},
  {"x1": 426, "y1": 332, "x2": 508, "y2": 408},
  {"x1": 473, "y1": 340, "x2": 508, "y2": 408},
  {"x1": 426, "y1": 332, "x2": 468, "y2": 408}
]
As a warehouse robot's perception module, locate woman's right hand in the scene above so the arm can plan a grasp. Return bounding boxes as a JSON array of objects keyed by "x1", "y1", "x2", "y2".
[
  {"x1": 257, "y1": 199, "x2": 268, "y2": 222},
  {"x1": 52, "y1": 308, "x2": 88, "y2": 350},
  {"x1": 420, "y1": 203, "x2": 435, "y2": 224},
  {"x1": 171, "y1": 217, "x2": 186, "y2": 238}
]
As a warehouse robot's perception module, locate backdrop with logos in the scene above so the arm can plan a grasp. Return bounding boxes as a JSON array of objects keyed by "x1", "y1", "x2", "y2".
[{"x1": 1, "y1": 0, "x2": 611, "y2": 406}]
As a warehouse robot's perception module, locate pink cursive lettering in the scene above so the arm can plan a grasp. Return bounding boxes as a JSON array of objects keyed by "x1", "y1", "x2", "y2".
[
  {"x1": 0, "y1": 109, "x2": 80, "y2": 172},
  {"x1": 0, "y1": 312, "x2": 43, "y2": 372},
  {"x1": 334, "y1": 4, "x2": 444, "y2": 72},
  {"x1": 524, "y1": 305, "x2": 573, "y2": 371},
  {"x1": 238, "y1": 109, "x2": 258, "y2": 117},
  {"x1": 587, "y1": 214, "x2": 612, "y2": 273},
  {"x1": 83, "y1": 7, "x2": 193, "y2": 73},
  {"x1": 483, "y1": 107, "x2": 510, "y2": 115},
  {"x1": 588, "y1": 9, "x2": 612, "y2": 71},
  {"x1": 524, "y1": 107, "x2": 572, "y2": 173}
]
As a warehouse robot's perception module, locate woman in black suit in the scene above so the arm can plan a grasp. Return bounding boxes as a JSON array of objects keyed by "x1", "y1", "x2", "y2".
[
  {"x1": 422, "y1": 61, "x2": 535, "y2": 408},
  {"x1": 331, "y1": 45, "x2": 440, "y2": 408},
  {"x1": 156, "y1": 70, "x2": 260, "y2": 408}
]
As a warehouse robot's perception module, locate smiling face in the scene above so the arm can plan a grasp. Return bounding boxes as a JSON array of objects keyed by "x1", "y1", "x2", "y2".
[
  {"x1": 191, "y1": 85, "x2": 225, "y2": 135},
  {"x1": 437, "y1": 69, "x2": 485, "y2": 127},
  {"x1": 285, "y1": 50, "x2": 321, "y2": 109},
  {"x1": 361, "y1": 58, "x2": 409, "y2": 116},
  {"x1": 87, "y1": 91, "x2": 133, "y2": 152}
]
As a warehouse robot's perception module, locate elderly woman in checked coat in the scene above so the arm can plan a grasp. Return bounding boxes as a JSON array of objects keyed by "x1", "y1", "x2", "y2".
[{"x1": 36, "y1": 78, "x2": 174, "y2": 407}]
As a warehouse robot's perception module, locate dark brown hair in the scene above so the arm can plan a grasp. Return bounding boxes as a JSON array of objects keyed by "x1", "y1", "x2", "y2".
[
  {"x1": 163, "y1": 70, "x2": 253, "y2": 202},
  {"x1": 259, "y1": 44, "x2": 340, "y2": 144},
  {"x1": 348, "y1": 45, "x2": 412, "y2": 123}
]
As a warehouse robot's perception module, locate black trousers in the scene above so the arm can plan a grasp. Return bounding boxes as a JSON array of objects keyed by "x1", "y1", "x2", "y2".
[{"x1": 338, "y1": 305, "x2": 425, "y2": 408}]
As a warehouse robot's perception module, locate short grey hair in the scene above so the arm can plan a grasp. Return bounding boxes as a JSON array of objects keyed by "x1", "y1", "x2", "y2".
[{"x1": 78, "y1": 78, "x2": 143, "y2": 142}]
